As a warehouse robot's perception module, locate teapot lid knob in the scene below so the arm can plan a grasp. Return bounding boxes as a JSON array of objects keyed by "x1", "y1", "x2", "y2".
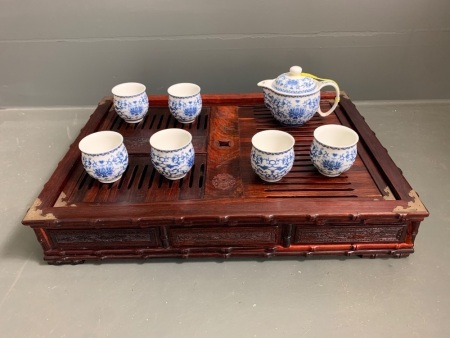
[{"x1": 289, "y1": 66, "x2": 302, "y2": 76}]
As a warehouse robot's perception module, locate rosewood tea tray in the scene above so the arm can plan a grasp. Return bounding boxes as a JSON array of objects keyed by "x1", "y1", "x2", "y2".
[{"x1": 22, "y1": 93, "x2": 429, "y2": 264}]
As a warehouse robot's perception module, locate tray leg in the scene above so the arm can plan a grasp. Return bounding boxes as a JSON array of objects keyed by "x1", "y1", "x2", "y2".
[
  {"x1": 358, "y1": 250, "x2": 413, "y2": 259},
  {"x1": 46, "y1": 259, "x2": 86, "y2": 265}
]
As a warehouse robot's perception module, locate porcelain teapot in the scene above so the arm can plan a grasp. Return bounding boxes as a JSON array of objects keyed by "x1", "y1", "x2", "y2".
[{"x1": 257, "y1": 66, "x2": 340, "y2": 126}]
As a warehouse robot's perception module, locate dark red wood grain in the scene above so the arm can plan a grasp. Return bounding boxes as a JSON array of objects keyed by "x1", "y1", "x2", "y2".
[{"x1": 22, "y1": 93, "x2": 429, "y2": 264}]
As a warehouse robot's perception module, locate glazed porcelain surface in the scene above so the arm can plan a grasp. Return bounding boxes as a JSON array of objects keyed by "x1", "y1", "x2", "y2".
[
  {"x1": 251, "y1": 130, "x2": 295, "y2": 182},
  {"x1": 168, "y1": 83, "x2": 202, "y2": 124},
  {"x1": 112, "y1": 82, "x2": 149, "y2": 123},
  {"x1": 149, "y1": 129, "x2": 195, "y2": 180},
  {"x1": 78, "y1": 131, "x2": 129, "y2": 183},
  {"x1": 310, "y1": 124, "x2": 359, "y2": 177},
  {"x1": 258, "y1": 66, "x2": 340, "y2": 126}
]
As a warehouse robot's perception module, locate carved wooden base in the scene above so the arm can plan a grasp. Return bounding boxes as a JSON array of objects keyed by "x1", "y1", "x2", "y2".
[{"x1": 43, "y1": 248, "x2": 413, "y2": 264}]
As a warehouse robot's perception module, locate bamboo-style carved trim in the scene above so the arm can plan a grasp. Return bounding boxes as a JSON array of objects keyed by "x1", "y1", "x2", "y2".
[
  {"x1": 43, "y1": 244, "x2": 415, "y2": 264},
  {"x1": 160, "y1": 226, "x2": 170, "y2": 248},
  {"x1": 283, "y1": 224, "x2": 293, "y2": 248}
]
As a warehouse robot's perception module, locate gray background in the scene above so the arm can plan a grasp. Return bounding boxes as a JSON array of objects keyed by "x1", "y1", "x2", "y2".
[
  {"x1": 1, "y1": 1, "x2": 450, "y2": 337},
  {"x1": 1, "y1": 0, "x2": 450, "y2": 107}
]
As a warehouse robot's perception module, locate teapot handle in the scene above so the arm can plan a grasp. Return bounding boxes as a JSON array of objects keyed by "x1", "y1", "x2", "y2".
[{"x1": 317, "y1": 80, "x2": 340, "y2": 117}]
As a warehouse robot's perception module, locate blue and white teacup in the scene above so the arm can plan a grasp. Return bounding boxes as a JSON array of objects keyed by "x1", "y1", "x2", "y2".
[
  {"x1": 112, "y1": 82, "x2": 149, "y2": 123},
  {"x1": 78, "y1": 131, "x2": 129, "y2": 183},
  {"x1": 149, "y1": 129, "x2": 195, "y2": 180},
  {"x1": 310, "y1": 124, "x2": 359, "y2": 177},
  {"x1": 168, "y1": 83, "x2": 202, "y2": 124},
  {"x1": 251, "y1": 130, "x2": 295, "y2": 182}
]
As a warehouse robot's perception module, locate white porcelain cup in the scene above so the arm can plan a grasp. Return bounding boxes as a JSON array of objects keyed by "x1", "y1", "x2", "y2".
[
  {"x1": 78, "y1": 131, "x2": 129, "y2": 183},
  {"x1": 310, "y1": 124, "x2": 359, "y2": 177},
  {"x1": 168, "y1": 83, "x2": 202, "y2": 124},
  {"x1": 112, "y1": 82, "x2": 149, "y2": 123},
  {"x1": 149, "y1": 129, "x2": 195, "y2": 180},
  {"x1": 251, "y1": 130, "x2": 295, "y2": 182}
]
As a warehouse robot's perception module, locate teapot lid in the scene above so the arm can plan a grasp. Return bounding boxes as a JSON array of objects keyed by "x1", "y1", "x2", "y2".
[{"x1": 272, "y1": 66, "x2": 318, "y2": 95}]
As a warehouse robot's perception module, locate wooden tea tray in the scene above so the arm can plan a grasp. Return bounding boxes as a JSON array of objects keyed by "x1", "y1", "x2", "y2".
[{"x1": 22, "y1": 93, "x2": 429, "y2": 264}]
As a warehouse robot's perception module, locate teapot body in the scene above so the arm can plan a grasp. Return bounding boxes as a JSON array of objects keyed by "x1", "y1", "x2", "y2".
[{"x1": 262, "y1": 87, "x2": 321, "y2": 126}]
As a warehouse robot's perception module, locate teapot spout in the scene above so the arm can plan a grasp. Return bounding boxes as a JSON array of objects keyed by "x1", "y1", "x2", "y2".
[{"x1": 257, "y1": 79, "x2": 274, "y2": 90}]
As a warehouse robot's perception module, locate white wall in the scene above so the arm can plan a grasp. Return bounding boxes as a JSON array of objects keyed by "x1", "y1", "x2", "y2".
[{"x1": 1, "y1": 0, "x2": 449, "y2": 107}]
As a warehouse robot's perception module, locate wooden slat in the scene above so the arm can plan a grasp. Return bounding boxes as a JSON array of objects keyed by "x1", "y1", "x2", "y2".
[{"x1": 239, "y1": 104, "x2": 382, "y2": 200}]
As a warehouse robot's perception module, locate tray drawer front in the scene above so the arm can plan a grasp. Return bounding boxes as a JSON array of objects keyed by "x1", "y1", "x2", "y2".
[
  {"x1": 169, "y1": 226, "x2": 280, "y2": 247},
  {"x1": 48, "y1": 228, "x2": 161, "y2": 248},
  {"x1": 294, "y1": 224, "x2": 407, "y2": 244}
]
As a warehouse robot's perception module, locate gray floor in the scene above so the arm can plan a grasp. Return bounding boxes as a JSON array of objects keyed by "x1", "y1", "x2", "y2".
[{"x1": 1, "y1": 100, "x2": 449, "y2": 337}]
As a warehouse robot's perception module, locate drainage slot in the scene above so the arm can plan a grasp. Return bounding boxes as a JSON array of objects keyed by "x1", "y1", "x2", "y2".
[
  {"x1": 148, "y1": 167, "x2": 157, "y2": 189},
  {"x1": 117, "y1": 167, "x2": 129, "y2": 189},
  {"x1": 218, "y1": 140, "x2": 231, "y2": 147},
  {"x1": 199, "y1": 164, "x2": 205, "y2": 188},
  {"x1": 138, "y1": 165, "x2": 148, "y2": 189},
  {"x1": 156, "y1": 115, "x2": 164, "y2": 129},
  {"x1": 127, "y1": 166, "x2": 139, "y2": 189},
  {"x1": 149, "y1": 115, "x2": 157, "y2": 129},
  {"x1": 203, "y1": 114, "x2": 209, "y2": 130},
  {"x1": 189, "y1": 164, "x2": 196, "y2": 188}
]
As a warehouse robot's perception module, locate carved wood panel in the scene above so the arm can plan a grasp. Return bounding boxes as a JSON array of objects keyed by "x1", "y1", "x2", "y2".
[
  {"x1": 48, "y1": 228, "x2": 161, "y2": 248},
  {"x1": 294, "y1": 225, "x2": 406, "y2": 244},
  {"x1": 169, "y1": 226, "x2": 279, "y2": 247}
]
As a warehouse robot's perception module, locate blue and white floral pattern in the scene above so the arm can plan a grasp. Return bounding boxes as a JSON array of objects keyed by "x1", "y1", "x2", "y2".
[
  {"x1": 81, "y1": 143, "x2": 129, "y2": 183},
  {"x1": 168, "y1": 95, "x2": 202, "y2": 123},
  {"x1": 114, "y1": 93, "x2": 149, "y2": 123},
  {"x1": 151, "y1": 143, "x2": 195, "y2": 180},
  {"x1": 251, "y1": 147, "x2": 295, "y2": 182},
  {"x1": 264, "y1": 89, "x2": 320, "y2": 126},
  {"x1": 273, "y1": 74, "x2": 317, "y2": 95},
  {"x1": 258, "y1": 66, "x2": 340, "y2": 126},
  {"x1": 310, "y1": 140, "x2": 357, "y2": 177}
]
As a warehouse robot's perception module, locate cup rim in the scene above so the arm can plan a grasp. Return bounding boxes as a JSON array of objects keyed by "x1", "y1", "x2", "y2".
[
  {"x1": 112, "y1": 82, "x2": 146, "y2": 97},
  {"x1": 149, "y1": 128, "x2": 193, "y2": 152},
  {"x1": 313, "y1": 124, "x2": 359, "y2": 149},
  {"x1": 168, "y1": 83, "x2": 201, "y2": 98},
  {"x1": 79, "y1": 131, "x2": 124, "y2": 155},
  {"x1": 251, "y1": 130, "x2": 295, "y2": 153}
]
